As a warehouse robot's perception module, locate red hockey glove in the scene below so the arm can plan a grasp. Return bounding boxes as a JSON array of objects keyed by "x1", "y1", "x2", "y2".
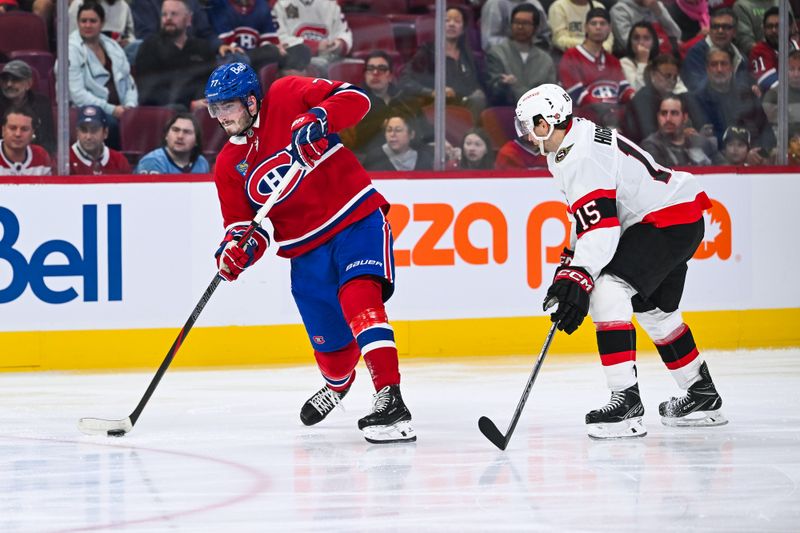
[
  {"x1": 291, "y1": 107, "x2": 329, "y2": 168},
  {"x1": 543, "y1": 266, "x2": 593, "y2": 335},
  {"x1": 214, "y1": 225, "x2": 269, "y2": 282}
]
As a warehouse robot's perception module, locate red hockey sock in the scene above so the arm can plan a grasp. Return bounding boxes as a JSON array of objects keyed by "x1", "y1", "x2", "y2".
[
  {"x1": 339, "y1": 277, "x2": 400, "y2": 391},
  {"x1": 313, "y1": 340, "x2": 360, "y2": 392}
]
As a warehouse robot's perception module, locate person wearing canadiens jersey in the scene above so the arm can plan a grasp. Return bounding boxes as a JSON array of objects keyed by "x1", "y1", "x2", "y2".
[
  {"x1": 514, "y1": 83, "x2": 727, "y2": 439},
  {"x1": 203, "y1": 62, "x2": 415, "y2": 444}
]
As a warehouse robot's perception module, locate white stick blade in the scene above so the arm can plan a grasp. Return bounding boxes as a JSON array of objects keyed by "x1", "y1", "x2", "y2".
[{"x1": 78, "y1": 417, "x2": 133, "y2": 436}]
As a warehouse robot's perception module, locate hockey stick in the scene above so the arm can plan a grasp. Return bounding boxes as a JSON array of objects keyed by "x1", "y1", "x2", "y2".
[
  {"x1": 78, "y1": 160, "x2": 304, "y2": 437},
  {"x1": 478, "y1": 322, "x2": 557, "y2": 450}
]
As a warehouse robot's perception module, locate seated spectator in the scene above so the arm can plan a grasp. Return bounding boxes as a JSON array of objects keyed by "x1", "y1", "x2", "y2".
[
  {"x1": 495, "y1": 136, "x2": 547, "y2": 169},
  {"x1": 135, "y1": 112, "x2": 209, "y2": 174},
  {"x1": 733, "y1": 0, "x2": 781, "y2": 56},
  {"x1": 623, "y1": 54, "x2": 687, "y2": 143},
  {"x1": 135, "y1": 0, "x2": 217, "y2": 111},
  {"x1": 0, "y1": 106, "x2": 51, "y2": 176},
  {"x1": 559, "y1": 8, "x2": 634, "y2": 128},
  {"x1": 0, "y1": 60, "x2": 56, "y2": 154},
  {"x1": 344, "y1": 51, "x2": 413, "y2": 158},
  {"x1": 788, "y1": 124, "x2": 800, "y2": 166},
  {"x1": 750, "y1": 7, "x2": 799, "y2": 96},
  {"x1": 70, "y1": 105, "x2": 131, "y2": 175},
  {"x1": 486, "y1": 3, "x2": 556, "y2": 106},
  {"x1": 762, "y1": 49, "x2": 800, "y2": 136},
  {"x1": 720, "y1": 125, "x2": 750, "y2": 165},
  {"x1": 401, "y1": 6, "x2": 487, "y2": 118},
  {"x1": 688, "y1": 47, "x2": 776, "y2": 165},
  {"x1": 133, "y1": 0, "x2": 216, "y2": 43},
  {"x1": 459, "y1": 128, "x2": 495, "y2": 170},
  {"x1": 620, "y1": 22, "x2": 660, "y2": 92},
  {"x1": 640, "y1": 94, "x2": 724, "y2": 167},
  {"x1": 610, "y1": 0, "x2": 681, "y2": 56},
  {"x1": 206, "y1": 0, "x2": 310, "y2": 73},
  {"x1": 362, "y1": 112, "x2": 433, "y2": 172},
  {"x1": 69, "y1": 0, "x2": 136, "y2": 48},
  {"x1": 548, "y1": 0, "x2": 614, "y2": 54},
  {"x1": 667, "y1": 0, "x2": 710, "y2": 55},
  {"x1": 68, "y1": 1, "x2": 138, "y2": 150},
  {"x1": 481, "y1": 0, "x2": 551, "y2": 52},
  {"x1": 272, "y1": 0, "x2": 351, "y2": 75},
  {"x1": 682, "y1": 7, "x2": 751, "y2": 92}
]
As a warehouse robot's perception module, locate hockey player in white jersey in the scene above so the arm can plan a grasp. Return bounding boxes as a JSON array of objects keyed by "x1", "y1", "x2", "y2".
[{"x1": 515, "y1": 84, "x2": 727, "y2": 439}]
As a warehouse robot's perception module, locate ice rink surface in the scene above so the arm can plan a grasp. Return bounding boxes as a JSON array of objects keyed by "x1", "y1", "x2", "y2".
[{"x1": 2, "y1": 348, "x2": 799, "y2": 532}]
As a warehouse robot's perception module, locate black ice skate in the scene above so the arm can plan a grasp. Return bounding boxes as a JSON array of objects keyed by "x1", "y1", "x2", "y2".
[
  {"x1": 659, "y1": 362, "x2": 727, "y2": 427},
  {"x1": 585, "y1": 383, "x2": 647, "y2": 439},
  {"x1": 300, "y1": 383, "x2": 350, "y2": 426},
  {"x1": 357, "y1": 385, "x2": 416, "y2": 444}
]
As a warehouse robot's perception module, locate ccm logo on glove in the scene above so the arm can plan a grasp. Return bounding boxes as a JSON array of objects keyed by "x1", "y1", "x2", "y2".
[{"x1": 553, "y1": 267, "x2": 593, "y2": 292}]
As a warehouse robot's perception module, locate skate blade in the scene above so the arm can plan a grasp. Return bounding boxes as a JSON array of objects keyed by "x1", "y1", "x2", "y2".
[
  {"x1": 362, "y1": 420, "x2": 417, "y2": 444},
  {"x1": 661, "y1": 410, "x2": 728, "y2": 427},
  {"x1": 587, "y1": 417, "x2": 647, "y2": 440}
]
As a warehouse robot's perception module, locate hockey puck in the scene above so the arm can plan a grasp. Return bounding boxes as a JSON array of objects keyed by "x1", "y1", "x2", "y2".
[{"x1": 107, "y1": 429, "x2": 126, "y2": 437}]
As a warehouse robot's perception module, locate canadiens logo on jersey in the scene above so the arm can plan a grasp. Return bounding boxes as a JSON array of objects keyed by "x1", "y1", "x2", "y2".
[
  {"x1": 246, "y1": 150, "x2": 304, "y2": 207},
  {"x1": 555, "y1": 144, "x2": 573, "y2": 163},
  {"x1": 588, "y1": 81, "x2": 621, "y2": 103}
]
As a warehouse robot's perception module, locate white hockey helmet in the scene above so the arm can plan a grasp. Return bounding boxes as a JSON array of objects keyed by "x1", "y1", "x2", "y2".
[{"x1": 514, "y1": 84, "x2": 572, "y2": 153}]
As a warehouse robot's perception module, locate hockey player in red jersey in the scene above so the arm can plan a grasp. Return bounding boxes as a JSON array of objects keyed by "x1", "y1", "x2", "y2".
[
  {"x1": 204, "y1": 62, "x2": 415, "y2": 443},
  {"x1": 515, "y1": 83, "x2": 727, "y2": 439}
]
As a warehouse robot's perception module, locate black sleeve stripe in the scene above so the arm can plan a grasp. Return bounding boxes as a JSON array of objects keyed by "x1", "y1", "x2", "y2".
[{"x1": 573, "y1": 196, "x2": 618, "y2": 236}]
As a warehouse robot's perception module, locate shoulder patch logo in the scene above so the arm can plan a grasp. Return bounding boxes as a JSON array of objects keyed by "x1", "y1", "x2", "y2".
[
  {"x1": 286, "y1": 4, "x2": 299, "y2": 18},
  {"x1": 555, "y1": 144, "x2": 574, "y2": 163},
  {"x1": 236, "y1": 160, "x2": 249, "y2": 176}
]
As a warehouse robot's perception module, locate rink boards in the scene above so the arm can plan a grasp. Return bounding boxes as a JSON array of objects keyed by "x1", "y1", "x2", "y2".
[{"x1": 1, "y1": 169, "x2": 798, "y2": 370}]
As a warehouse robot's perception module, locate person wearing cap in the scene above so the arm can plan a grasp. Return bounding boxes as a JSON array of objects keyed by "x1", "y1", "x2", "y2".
[
  {"x1": 70, "y1": 105, "x2": 132, "y2": 175},
  {"x1": 0, "y1": 60, "x2": 56, "y2": 154},
  {"x1": 720, "y1": 125, "x2": 751, "y2": 165},
  {"x1": 0, "y1": 106, "x2": 52, "y2": 176},
  {"x1": 135, "y1": 111, "x2": 209, "y2": 174},
  {"x1": 558, "y1": 8, "x2": 634, "y2": 128},
  {"x1": 549, "y1": 0, "x2": 615, "y2": 54}
]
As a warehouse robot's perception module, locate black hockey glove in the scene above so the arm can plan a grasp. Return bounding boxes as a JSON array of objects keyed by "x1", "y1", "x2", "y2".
[{"x1": 543, "y1": 266, "x2": 594, "y2": 335}]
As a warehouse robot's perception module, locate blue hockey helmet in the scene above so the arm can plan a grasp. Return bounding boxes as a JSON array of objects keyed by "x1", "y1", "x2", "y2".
[{"x1": 204, "y1": 62, "x2": 262, "y2": 106}]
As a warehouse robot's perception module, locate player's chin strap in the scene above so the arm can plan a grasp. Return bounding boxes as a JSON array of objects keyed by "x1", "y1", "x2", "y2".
[{"x1": 531, "y1": 122, "x2": 554, "y2": 155}]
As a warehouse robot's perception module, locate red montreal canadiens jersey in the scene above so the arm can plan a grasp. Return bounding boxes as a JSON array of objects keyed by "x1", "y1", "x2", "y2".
[
  {"x1": 0, "y1": 141, "x2": 51, "y2": 176},
  {"x1": 750, "y1": 39, "x2": 799, "y2": 93},
  {"x1": 546, "y1": 118, "x2": 711, "y2": 278},
  {"x1": 214, "y1": 75, "x2": 386, "y2": 258},
  {"x1": 559, "y1": 45, "x2": 634, "y2": 107}
]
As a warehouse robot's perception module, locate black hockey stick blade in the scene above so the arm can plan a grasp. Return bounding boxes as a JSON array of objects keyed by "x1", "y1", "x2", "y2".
[
  {"x1": 477, "y1": 322, "x2": 557, "y2": 450},
  {"x1": 478, "y1": 416, "x2": 508, "y2": 450}
]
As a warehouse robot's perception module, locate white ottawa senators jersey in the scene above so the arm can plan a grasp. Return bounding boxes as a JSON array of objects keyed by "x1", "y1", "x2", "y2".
[{"x1": 547, "y1": 117, "x2": 711, "y2": 279}]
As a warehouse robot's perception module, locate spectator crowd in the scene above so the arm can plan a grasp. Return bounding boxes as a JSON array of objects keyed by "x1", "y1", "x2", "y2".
[{"x1": 0, "y1": 0, "x2": 798, "y2": 176}]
